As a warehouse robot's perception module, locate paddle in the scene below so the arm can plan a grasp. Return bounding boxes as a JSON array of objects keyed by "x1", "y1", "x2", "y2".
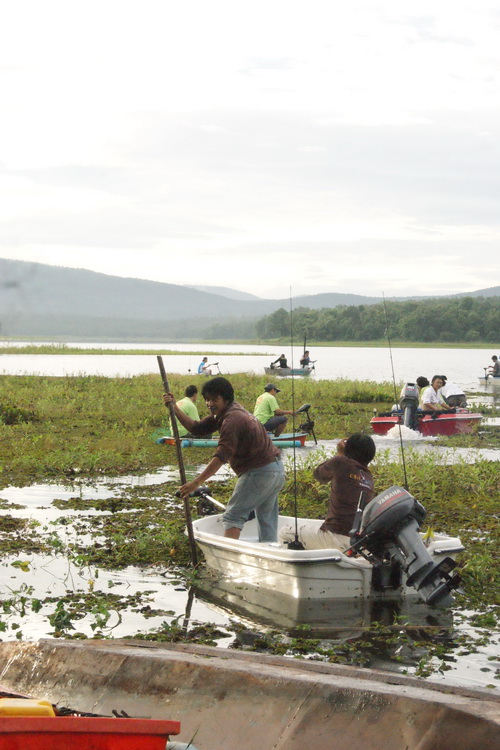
[{"x1": 157, "y1": 355, "x2": 198, "y2": 567}]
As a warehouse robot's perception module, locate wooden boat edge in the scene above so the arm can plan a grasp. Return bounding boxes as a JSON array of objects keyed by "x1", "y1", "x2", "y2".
[{"x1": 0, "y1": 640, "x2": 497, "y2": 750}]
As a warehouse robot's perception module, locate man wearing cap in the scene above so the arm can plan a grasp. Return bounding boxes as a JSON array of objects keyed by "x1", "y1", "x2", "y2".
[{"x1": 253, "y1": 384, "x2": 295, "y2": 437}]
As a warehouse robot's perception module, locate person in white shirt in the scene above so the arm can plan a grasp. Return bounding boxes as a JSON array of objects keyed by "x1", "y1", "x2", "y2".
[{"x1": 420, "y1": 376, "x2": 453, "y2": 412}]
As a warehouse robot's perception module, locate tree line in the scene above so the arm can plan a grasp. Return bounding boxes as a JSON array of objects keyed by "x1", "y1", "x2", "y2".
[{"x1": 253, "y1": 297, "x2": 500, "y2": 343}]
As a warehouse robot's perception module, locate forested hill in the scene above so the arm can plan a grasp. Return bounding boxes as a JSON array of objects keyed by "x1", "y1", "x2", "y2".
[{"x1": 255, "y1": 297, "x2": 500, "y2": 343}]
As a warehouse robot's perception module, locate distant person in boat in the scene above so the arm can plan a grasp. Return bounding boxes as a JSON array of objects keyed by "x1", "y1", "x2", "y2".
[
  {"x1": 163, "y1": 376, "x2": 285, "y2": 542},
  {"x1": 271, "y1": 354, "x2": 288, "y2": 369},
  {"x1": 253, "y1": 384, "x2": 296, "y2": 437},
  {"x1": 170, "y1": 385, "x2": 212, "y2": 438},
  {"x1": 420, "y1": 376, "x2": 453, "y2": 412},
  {"x1": 300, "y1": 350, "x2": 310, "y2": 367},
  {"x1": 488, "y1": 355, "x2": 500, "y2": 376},
  {"x1": 198, "y1": 357, "x2": 216, "y2": 375},
  {"x1": 278, "y1": 433, "x2": 376, "y2": 552},
  {"x1": 437, "y1": 376, "x2": 467, "y2": 408}
]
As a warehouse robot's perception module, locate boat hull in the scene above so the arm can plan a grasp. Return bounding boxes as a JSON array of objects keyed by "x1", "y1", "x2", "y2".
[
  {"x1": 370, "y1": 410, "x2": 482, "y2": 436},
  {"x1": 0, "y1": 641, "x2": 497, "y2": 750},
  {"x1": 264, "y1": 366, "x2": 313, "y2": 377},
  {"x1": 192, "y1": 514, "x2": 464, "y2": 602},
  {"x1": 157, "y1": 432, "x2": 309, "y2": 447},
  {"x1": 479, "y1": 376, "x2": 500, "y2": 388}
]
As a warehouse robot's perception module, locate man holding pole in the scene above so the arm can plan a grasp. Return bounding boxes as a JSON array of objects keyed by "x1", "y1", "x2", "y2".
[{"x1": 163, "y1": 377, "x2": 285, "y2": 542}]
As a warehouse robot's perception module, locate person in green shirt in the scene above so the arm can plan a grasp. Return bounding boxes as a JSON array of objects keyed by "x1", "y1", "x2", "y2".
[
  {"x1": 170, "y1": 385, "x2": 209, "y2": 437},
  {"x1": 253, "y1": 383, "x2": 295, "y2": 437}
]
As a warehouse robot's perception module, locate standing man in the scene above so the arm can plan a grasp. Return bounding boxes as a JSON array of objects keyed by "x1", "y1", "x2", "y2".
[
  {"x1": 300, "y1": 350, "x2": 311, "y2": 367},
  {"x1": 163, "y1": 377, "x2": 285, "y2": 542},
  {"x1": 253, "y1": 383, "x2": 295, "y2": 437},
  {"x1": 420, "y1": 375, "x2": 453, "y2": 411},
  {"x1": 279, "y1": 434, "x2": 376, "y2": 551}
]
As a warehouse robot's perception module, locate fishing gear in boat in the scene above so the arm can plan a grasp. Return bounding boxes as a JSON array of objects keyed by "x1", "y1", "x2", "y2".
[
  {"x1": 296, "y1": 402, "x2": 317, "y2": 445},
  {"x1": 176, "y1": 487, "x2": 226, "y2": 514},
  {"x1": 286, "y1": 290, "x2": 305, "y2": 550}
]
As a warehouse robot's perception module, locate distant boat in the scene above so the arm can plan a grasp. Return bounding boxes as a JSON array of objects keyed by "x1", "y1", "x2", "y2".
[
  {"x1": 479, "y1": 375, "x2": 500, "y2": 387},
  {"x1": 264, "y1": 365, "x2": 314, "y2": 377}
]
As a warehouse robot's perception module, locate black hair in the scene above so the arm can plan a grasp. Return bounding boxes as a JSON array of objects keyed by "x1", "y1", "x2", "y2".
[
  {"x1": 185, "y1": 385, "x2": 198, "y2": 398},
  {"x1": 431, "y1": 375, "x2": 444, "y2": 385},
  {"x1": 344, "y1": 433, "x2": 376, "y2": 466},
  {"x1": 416, "y1": 376, "x2": 429, "y2": 389},
  {"x1": 201, "y1": 376, "x2": 234, "y2": 404}
]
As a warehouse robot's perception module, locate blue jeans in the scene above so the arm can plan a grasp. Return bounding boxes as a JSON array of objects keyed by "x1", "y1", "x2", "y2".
[{"x1": 222, "y1": 458, "x2": 285, "y2": 542}]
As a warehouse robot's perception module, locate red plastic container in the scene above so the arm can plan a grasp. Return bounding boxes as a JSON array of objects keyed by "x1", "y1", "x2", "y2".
[{"x1": 0, "y1": 716, "x2": 180, "y2": 749}]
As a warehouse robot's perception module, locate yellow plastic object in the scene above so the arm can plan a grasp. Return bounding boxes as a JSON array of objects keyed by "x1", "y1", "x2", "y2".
[{"x1": 0, "y1": 698, "x2": 55, "y2": 716}]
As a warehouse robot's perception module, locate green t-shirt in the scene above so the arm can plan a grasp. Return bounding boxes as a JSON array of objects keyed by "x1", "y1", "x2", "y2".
[
  {"x1": 253, "y1": 392, "x2": 278, "y2": 425},
  {"x1": 170, "y1": 396, "x2": 200, "y2": 437}
]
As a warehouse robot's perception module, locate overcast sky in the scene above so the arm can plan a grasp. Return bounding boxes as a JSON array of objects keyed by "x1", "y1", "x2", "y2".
[{"x1": 1, "y1": 0, "x2": 499, "y2": 299}]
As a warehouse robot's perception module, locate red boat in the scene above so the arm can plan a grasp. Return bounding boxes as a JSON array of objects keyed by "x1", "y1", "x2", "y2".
[{"x1": 370, "y1": 409, "x2": 482, "y2": 437}]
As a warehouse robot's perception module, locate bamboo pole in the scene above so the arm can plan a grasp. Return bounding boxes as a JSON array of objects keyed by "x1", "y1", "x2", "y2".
[{"x1": 157, "y1": 355, "x2": 198, "y2": 567}]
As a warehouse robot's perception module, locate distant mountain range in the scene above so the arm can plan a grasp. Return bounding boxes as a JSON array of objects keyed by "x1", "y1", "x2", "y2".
[{"x1": 1, "y1": 258, "x2": 499, "y2": 340}]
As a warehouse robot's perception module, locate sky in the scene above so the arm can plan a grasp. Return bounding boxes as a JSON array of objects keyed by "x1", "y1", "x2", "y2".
[{"x1": 1, "y1": 0, "x2": 500, "y2": 300}]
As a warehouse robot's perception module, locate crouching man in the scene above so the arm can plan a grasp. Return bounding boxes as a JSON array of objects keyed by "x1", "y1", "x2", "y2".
[{"x1": 279, "y1": 433, "x2": 376, "y2": 552}]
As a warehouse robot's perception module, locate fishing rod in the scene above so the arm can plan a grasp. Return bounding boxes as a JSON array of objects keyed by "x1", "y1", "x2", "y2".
[
  {"x1": 157, "y1": 355, "x2": 198, "y2": 566},
  {"x1": 382, "y1": 294, "x2": 409, "y2": 491},
  {"x1": 287, "y1": 288, "x2": 305, "y2": 550}
]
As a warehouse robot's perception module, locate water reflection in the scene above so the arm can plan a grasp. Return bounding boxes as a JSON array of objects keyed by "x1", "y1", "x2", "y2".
[{"x1": 192, "y1": 573, "x2": 453, "y2": 636}]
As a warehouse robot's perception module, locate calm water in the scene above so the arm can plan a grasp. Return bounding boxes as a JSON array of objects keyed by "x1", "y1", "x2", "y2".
[{"x1": 0, "y1": 341, "x2": 497, "y2": 391}]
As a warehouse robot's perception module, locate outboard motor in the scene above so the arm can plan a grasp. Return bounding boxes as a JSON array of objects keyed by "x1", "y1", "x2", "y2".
[
  {"x1": 349, "y1": 486, "x2": 460, "y2": 606},
  {"x1": 399, "y1": 383, "x2": 420, "y2": 430}
]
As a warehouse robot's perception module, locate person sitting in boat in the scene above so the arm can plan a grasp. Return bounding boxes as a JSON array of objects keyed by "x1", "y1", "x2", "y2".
[
  {"x1": 488, "y1": 355, "x2": 500, "y2": 376},
  {"x1": 437, "y1": 376, "x2": 467, "y2": 408},
  {"x1": 253, "y1": 383, "x2": 296, "y2": 437},
  {"x1": 170, "y1": 385, "x2": 212, "y2": 438},
  {"x1": 270, "y1": 354, "x2": 288, "y2": 369},
  {"x1": 163, "y1": 376, "x2": 285, "y2": 542},
  {"x1": 198, "y1": 357, "x2": 214, "y2": 375},
  {"x1": 300, "y1": 350, "x2": 310, "y2": 367},
  {"x1": 278, "y1": 433, "x2": 376, "y2": 552},
  {"x1": 420, "y1": 375, "x2": 454, "y2": 412}
]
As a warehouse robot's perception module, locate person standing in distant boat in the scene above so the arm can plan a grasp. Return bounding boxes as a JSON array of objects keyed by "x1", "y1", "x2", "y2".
[
  {"x1": 420, "y1": 375, "x2": 453, "y2": 411},
  {"x1": 163, "y1": 377, "x2": 285, "y2": 542},
  {"x1": 253, "y1": 383, "x2": 296, "y2": 437},
  {"x1": 488, "y1": 355, "x2": 500, "y2": 376},
  {"x1": 300, "y1": 350, "x2": 311, "y2": 367},
  {"x1": 271, "y1": 354, "x2": 288, "y2": 369},
  {"x1": 278, "y1": 434, "x2": 376, "y2": 551}
]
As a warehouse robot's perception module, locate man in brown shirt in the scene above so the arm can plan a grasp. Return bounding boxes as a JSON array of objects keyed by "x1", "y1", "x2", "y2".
[
  {"x1": 279, "y1": 433, "x2": 376, "y2": 551},
  {"x1": 163, "y1": 377, "x2": 285, "y2": 542}
]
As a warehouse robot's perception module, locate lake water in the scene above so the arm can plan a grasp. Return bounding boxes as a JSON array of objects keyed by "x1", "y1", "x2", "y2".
[{"x1": 1, "y1": 341, "x2": 498, "y2": 391}]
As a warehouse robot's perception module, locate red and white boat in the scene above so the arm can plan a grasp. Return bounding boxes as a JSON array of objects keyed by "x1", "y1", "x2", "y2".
[{"x1": 370, "y1": 408, "x2": 482, "y2": 437}]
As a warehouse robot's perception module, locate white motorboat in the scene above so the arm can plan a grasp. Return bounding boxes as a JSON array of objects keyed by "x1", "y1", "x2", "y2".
[
  {"x1": 192, "y1": 486, "x2": 464, "y2": 607},
  {"x1": 479, "y1": 375, "x2": 500, "y2": 388}
]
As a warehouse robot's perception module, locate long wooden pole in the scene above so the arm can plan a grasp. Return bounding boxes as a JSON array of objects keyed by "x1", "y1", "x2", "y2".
[{"x1": 157, "y1": 355, "x2": 198, "y2": 566}]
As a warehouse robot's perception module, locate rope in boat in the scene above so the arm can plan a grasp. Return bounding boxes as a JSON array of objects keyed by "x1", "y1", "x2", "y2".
[{"x1": 382, "y1": 293, "x2": 409, "y2": 491}]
